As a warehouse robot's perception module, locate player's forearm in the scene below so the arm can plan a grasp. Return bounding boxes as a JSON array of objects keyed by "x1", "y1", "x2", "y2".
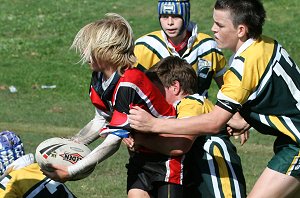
[
  {"x1": 72, "y1": 109, "x2": 108, "y2": 145},
  {"x1": 151, "y1": 111, "x2": 228, "y2": 135},
  {"x1": 129, "y1": 105, "x2": 232, "y2": 135},
  {"x1": 68, "y1": 134, "x2": 122, "y2": 177}
]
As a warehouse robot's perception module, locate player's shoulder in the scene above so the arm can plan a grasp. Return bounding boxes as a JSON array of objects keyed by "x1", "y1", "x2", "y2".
[
  {"x1": 241, "y1": 36, "x2": 276, "y2": 64},
  {"x1": 122, "y1": 68, "x2": 148, "y2": 82},
  {"x1": 8, "y1": 163, "x2": 44, "y2": 178},
  {"x1": 135, "y1": 30, "x2": 163, "y2": 43},
  {"x1": 180, "y1": 94, "x2": 214, "y2": 107},
  {"x1": 193, "y1": 32, "x2": 218, "y2": 49},
  {"x1": 182, "y1": 94, "x2": 205, "y2": 104},
  {"x1": 195, "y1": 32, "x2": 214, "y2": 41}
]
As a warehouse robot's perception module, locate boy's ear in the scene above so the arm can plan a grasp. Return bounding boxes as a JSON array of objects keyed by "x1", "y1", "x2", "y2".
[
  {"x1": 237, "y1": 24, "x2": 248, "y2": 39},
  {"x1": 172, "y1": 80, "x2": 181, "y2": 95}
]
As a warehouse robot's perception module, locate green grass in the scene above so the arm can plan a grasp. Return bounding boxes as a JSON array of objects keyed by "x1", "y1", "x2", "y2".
[{"x1": 0, "y1": 0, "x2": 299, "y2": 197}]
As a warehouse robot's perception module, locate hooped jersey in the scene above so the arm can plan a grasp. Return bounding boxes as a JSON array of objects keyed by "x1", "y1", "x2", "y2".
[
  {"x1": 0, "y1": 163, "x2": 76, "y2": 198},
  {"x1": 134, "y1": 23, "x2": 227, "y2": 96},
  {"x1": 90, "y1": 69, "x2": 182, "y2": 184},
  {"x1": 89, "y1": 68, "x2": 176, "y2": 131},
  {"x1": 217, "y1": 36, "x2": 300, "y2": 144},
  {"x1": 177, "y1": 95, "x2": 246, "y2": 198}
]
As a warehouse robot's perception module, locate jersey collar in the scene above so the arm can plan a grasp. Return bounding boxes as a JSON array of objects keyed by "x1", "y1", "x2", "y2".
[
  {"x1": 161, "y1": 22, "x2": 198, "y2": 55},
  {"x1": 229, "y1": 38, "x2": 255, "y2": 65}
]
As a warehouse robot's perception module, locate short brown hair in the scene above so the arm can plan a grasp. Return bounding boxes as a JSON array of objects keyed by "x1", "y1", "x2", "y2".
[{"x1": 148, "y1": 56, "x2": 197, "y2": 95}]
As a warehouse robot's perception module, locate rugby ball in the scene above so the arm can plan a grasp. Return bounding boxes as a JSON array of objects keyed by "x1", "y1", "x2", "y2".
[{"x1": 35, "y1": 137, "x2": 95, "y2": 180}]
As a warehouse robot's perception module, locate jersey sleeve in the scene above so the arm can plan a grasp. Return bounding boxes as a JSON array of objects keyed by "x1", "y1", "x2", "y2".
[
  {"x1": 134, "y1": 41, "x2": 161, "y2": 71},
  {"x1": 216, "y1": 56, "x2": 254, "y2": 113},
  {"x1": 134, "y1": 31, "x2": 169, "y2": 71},
  {"x1": 197, "y1": 33, "x2": 227, "y2": 78},
  {"x1": 214, "y1": 52, "x2": 227, "y2": 78}
]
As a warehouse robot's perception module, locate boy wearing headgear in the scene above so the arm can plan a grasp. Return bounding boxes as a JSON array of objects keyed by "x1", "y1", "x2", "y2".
[
  {"x1": 134, "y1": 0, "x2": 226, "y2": 97},
  {"x1": 132, "y1": 0, "x2": 247, "y2": 197},
  {"x1": 0, "y1": 130, "x2": 76, "y2": 197}
]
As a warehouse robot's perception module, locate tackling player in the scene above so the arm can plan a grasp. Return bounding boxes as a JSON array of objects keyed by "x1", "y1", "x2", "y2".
[
  {"x1": 128, "y1": 0, "x2": 300, "y2": 197},
  {"x1": 133, "y1": 56, "x2": 246, "y2": 197},
  {"x1": 132, "y1": 1, "x2": 248, "y2": 197}
]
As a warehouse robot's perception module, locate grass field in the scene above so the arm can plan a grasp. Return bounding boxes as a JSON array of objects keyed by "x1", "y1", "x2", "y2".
[{"x1": 0, "y1": 0, "x2": 299, "y2": 197}]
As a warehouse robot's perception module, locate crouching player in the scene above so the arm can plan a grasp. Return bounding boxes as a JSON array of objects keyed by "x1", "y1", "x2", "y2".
[
  {"x1": 130, "y1": 56, "x2": 246, "y2": 197},
  {"x1": 0, "y1": 130, "x2": 76, "y2": 197}
]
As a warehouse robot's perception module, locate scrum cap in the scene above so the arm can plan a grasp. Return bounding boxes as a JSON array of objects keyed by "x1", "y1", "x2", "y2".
[
  {"x1": 158, "y1": 0, "x2": 190, "y2": 29},
  {"x1": 0, "y1": 130, "x2": 25, "y2": 175}
]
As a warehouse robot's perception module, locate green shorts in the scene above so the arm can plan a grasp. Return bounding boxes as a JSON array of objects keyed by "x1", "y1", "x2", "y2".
[{"x1": 268, "y1": 135, "x2": 300, "y2": 178}]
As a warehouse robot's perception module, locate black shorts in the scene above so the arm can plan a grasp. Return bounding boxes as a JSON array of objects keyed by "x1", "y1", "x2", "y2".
[{"x1": 126, "y1": 152, "x2": 184, "y2": 198}]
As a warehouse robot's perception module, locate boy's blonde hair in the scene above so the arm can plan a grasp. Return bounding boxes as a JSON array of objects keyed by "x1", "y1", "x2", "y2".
[{"x1": 71, "y1": 13, "x2": 136, "y2": 74}]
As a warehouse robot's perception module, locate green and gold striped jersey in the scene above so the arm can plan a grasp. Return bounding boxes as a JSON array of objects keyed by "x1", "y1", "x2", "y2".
[
  {"x1": 0, "y1": 163, "x2": 76, "y2": 197},
  {"x1": 176, "y1": 94, "x2": 246, "y2": 198},
  {"x1": 134, "y1": 23, "x2": 226, "y2": 97},
  {"x1": 217, "y1": 36, "x2": 300, "y2": 144},
  {"x1": 175, "y1": 94, "x2": 213, "y2": 119}
]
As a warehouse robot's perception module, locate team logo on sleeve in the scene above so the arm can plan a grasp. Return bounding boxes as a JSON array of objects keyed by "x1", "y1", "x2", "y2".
[{"x1": 197, "y1": 59, "x2": 212, "y2": 78}]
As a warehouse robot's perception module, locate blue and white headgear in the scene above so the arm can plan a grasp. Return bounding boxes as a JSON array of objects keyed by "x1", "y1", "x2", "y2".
[
  {"x1": 158, "y1": 0, "x2": 190, "y2": 29},
  {"x1": 0, "y1": 130, "x2": 25, "y2": 175}
]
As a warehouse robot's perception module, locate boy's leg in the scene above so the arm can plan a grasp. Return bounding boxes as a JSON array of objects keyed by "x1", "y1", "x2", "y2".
[
  {"x1": 128, "y1": 189, "x2": 151, "y2": 198},
  {"x1": 248, "y1": 167, "x2": 300, "y2": 198}
]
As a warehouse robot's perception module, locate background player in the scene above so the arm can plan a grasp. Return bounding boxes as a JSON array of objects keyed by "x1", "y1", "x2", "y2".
[{"x1": 134, "y1": 0, "x2": 226, "y2": 98}]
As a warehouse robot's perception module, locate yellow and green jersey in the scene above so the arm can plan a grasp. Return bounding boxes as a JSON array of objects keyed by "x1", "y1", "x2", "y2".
[
  {"x1": 217, "y1": 36, "x2": 300, "y2": 144},
  {"x1": 134, "y1": 23, "x2": 226, "y2": 97},
  {"x1": 0, "y1": 163, "x2": 76, "y2": 197},
  {"x1": 176, "y1": 94, "x2": 246, "y2": 198},
  {"x1": 175, "y1": 94, "x2": 213, "y2": 118}
]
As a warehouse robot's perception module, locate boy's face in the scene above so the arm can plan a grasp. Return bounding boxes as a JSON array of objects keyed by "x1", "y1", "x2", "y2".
[
  {"x1": 211, "y1": 9, "x2": 240, "y2": 52},
  {"x1": 160, "y1": 14, "x2": 184, "y2": 39},
  {"x1": 88, "y1": 56, "x2": 112, "y2": 73},
  {"x1": 164, "y1": 86, "x2": 176, "y2": 105},
  {"x1": 88, "y1": 55, "x2": 103, "y2": 72}
]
